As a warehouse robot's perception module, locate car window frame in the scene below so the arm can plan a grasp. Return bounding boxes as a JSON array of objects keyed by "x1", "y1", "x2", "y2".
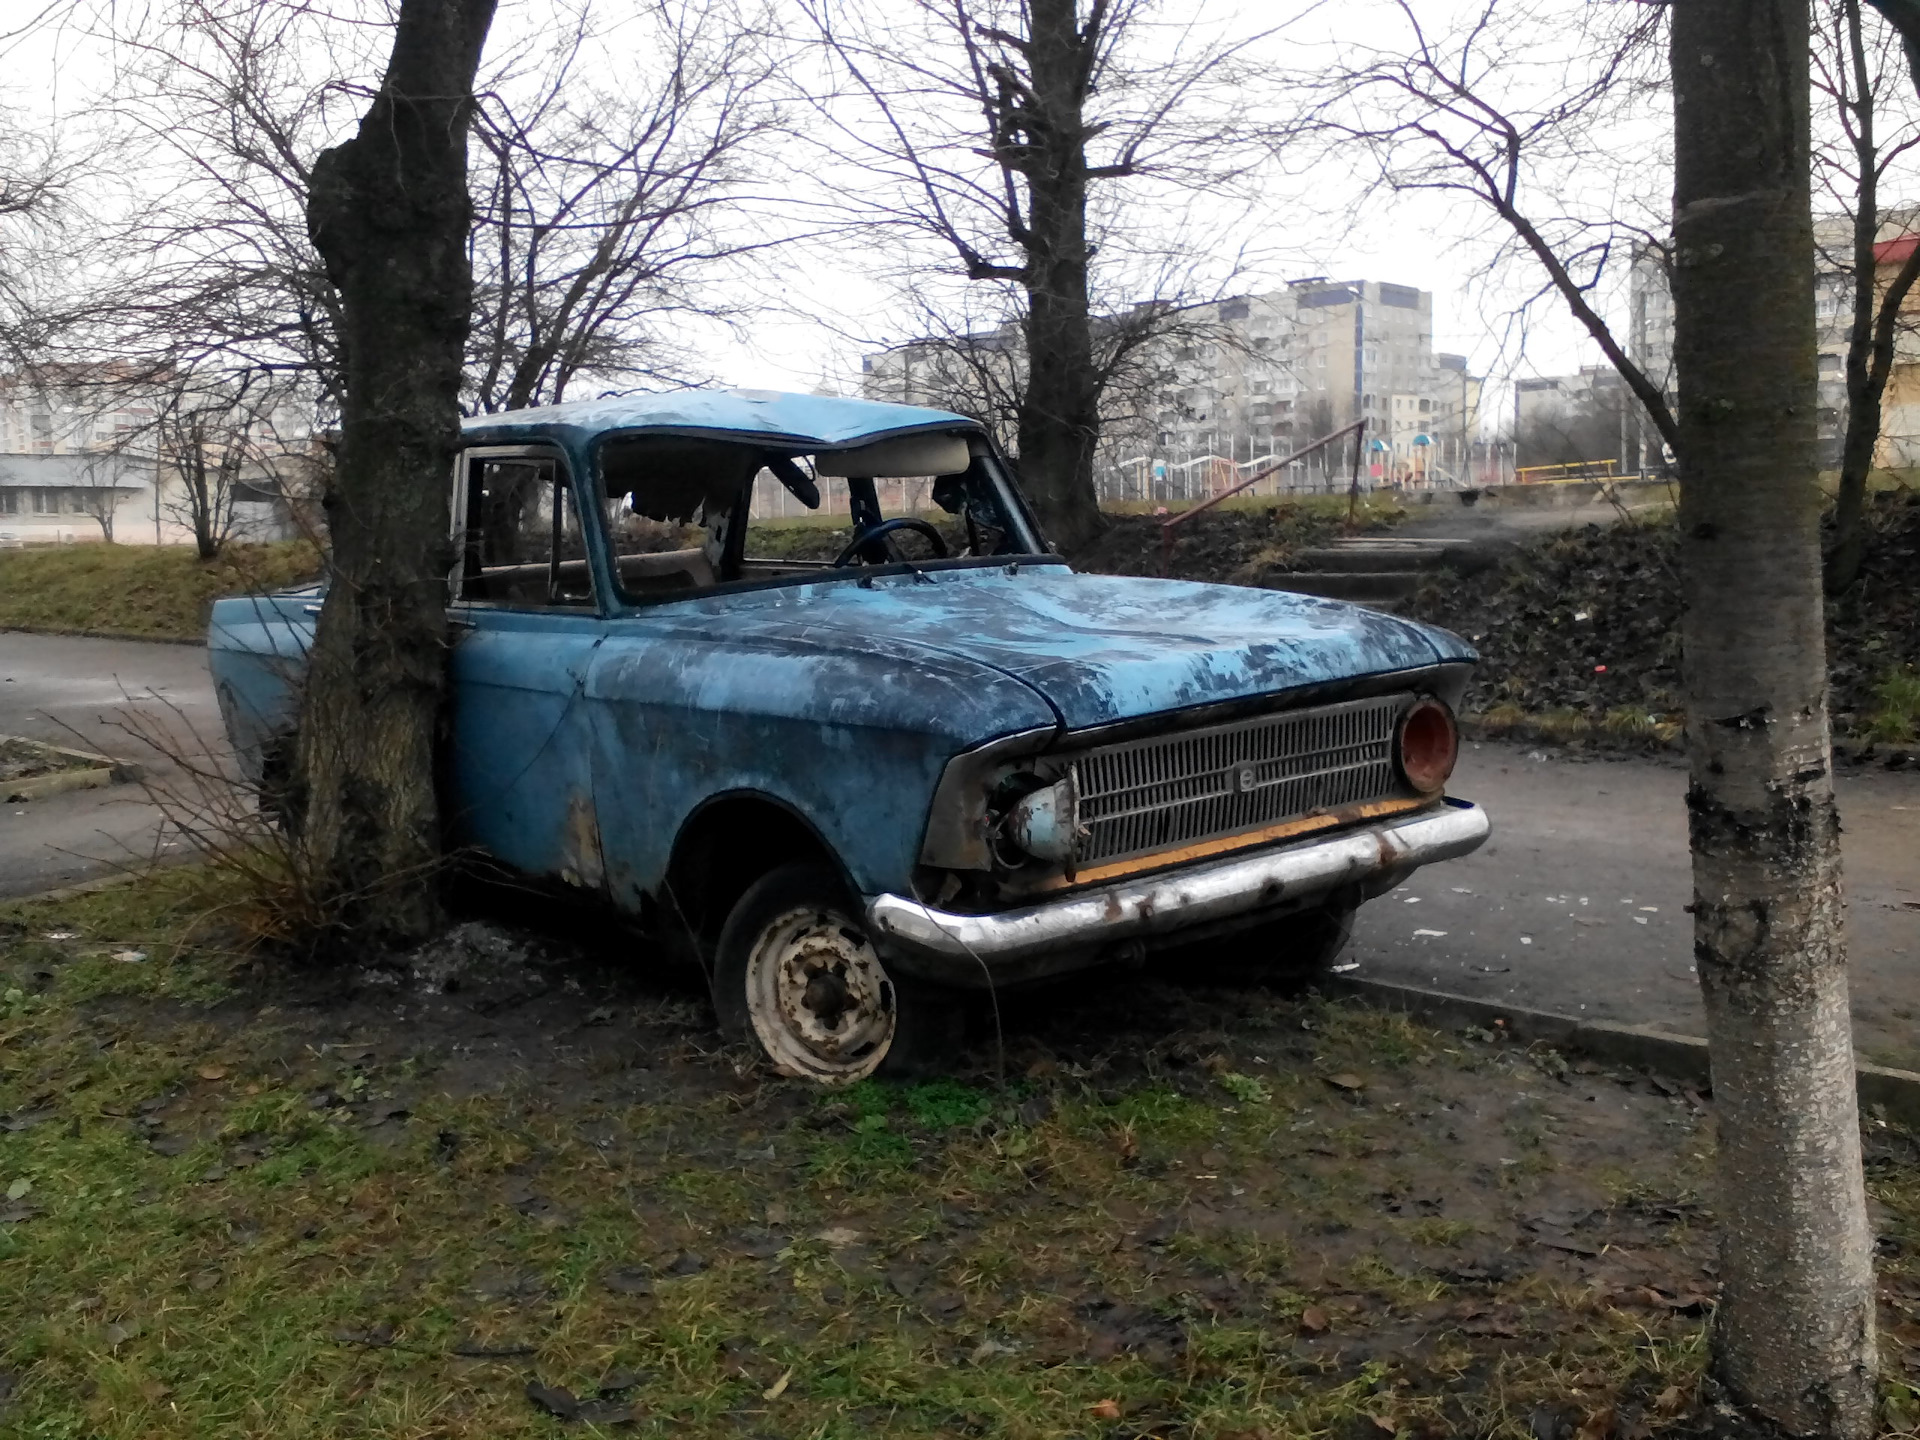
[
  {"x1": 594, "y1": 429, "x2": 1054, "y2": 613},
  {"x1": 450, "y1": 442, "x2": 604, "y2": 614}
]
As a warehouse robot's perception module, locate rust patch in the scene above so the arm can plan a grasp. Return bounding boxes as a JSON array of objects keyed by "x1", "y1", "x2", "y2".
[
  {"x1": 1025, "y1": 796, "x2": 1432, "y2": 895},
  {"x1": 560, "y1": 790, "x2": 607, "y2": 892}
]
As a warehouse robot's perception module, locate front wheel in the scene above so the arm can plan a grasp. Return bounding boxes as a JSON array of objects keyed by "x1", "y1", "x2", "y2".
[{"x1": 712, "y1": 862, "x2": 960, "y2": 1084}]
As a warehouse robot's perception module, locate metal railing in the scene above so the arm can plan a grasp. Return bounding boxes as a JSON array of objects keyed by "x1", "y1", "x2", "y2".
[{"x1": 1157, "y1": 419, "x2": 1368, "y2": 575}]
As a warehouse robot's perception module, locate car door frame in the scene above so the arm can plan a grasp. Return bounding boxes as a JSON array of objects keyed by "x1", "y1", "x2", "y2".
[{"x1": 445, "y1": 440, "x2": 614, "y2": 890}]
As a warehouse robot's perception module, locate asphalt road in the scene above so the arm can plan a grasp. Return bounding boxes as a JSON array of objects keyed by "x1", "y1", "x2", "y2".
[
  {"x1": 4, "y1": 630, "x2": 1917, "y2": 1063},
  {"x1": 1352, "y1": 741, "x2": 1920, "y2": 1069},
  {"x1": 0, "y1": 631, "x2": 218, "y2": 896}
]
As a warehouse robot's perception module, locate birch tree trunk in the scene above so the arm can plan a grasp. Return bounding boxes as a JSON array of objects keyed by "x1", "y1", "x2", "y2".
[
  {"x1": 294, "y1": 0, "x2": 497, "y2": 946},
  {"x1": 1670, "y1": 2, "x2": 1878, "y2": 1433}
]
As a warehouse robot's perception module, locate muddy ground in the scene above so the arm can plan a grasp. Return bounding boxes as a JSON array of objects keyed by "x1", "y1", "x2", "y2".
[{"x1": 8, "y1": 876, "x2": 1920, "y2": 1439}]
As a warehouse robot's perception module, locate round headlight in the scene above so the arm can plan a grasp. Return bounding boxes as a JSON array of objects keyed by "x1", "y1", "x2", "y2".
[
  {"x1": 1397, "y1": 698, "x2": 1459, "y2": 794},
  {"x1": 1000, "y1": 771, "x2": 1086, "y2": 865}
]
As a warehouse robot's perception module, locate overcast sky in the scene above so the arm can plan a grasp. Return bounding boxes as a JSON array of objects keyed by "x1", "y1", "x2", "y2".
[{"x1": 12, "y1": 0, "x2": 1915, "y2": 421}]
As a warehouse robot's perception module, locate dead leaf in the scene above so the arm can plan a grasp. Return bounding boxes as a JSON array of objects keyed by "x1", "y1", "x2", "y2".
[
  {"x1": 1460, "y1": 1315, "x2": 1520, "y2": 1338},
  {"x1": 762, "y1": 1367, "x2": 793, "y2": 1401},
  {"x1": 1089, "y1": 1398, "x2": 1123, "y2": 1420},
  {"x1": 196, "y1": 1065, "x2": 228, "y2": 1082},
  {"x1": 1298, "y1": 1305, "x2": 1330, "y2": 1335},
  {"x1": 815, "y1": 1226, "x2": 862, "y2": 1248},
  {"x1": 525, "y1": 1381, "x2": 579, "y2": 1420},
  {"x1": 1575, "y1": 1407, "x2": 1615, "y2": 1440},
  {"x1": 1653, "y1": 1385, "x2": 1685, "y2": 1416},
  {"x1": 1324, "y1": 1073, "x2": 1366, "y2": 1091},
  {"x1": 1362, "y1": 1416, "x2": 1396, "y2": 1435}
]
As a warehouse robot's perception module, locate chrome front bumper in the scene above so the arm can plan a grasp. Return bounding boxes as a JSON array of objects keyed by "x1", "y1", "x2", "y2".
[{"x1": 868, "y1": 798, "x2": 1489, "y2": 980}]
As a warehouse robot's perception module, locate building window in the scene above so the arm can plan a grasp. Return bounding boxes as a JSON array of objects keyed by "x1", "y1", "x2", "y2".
[
  {"x1": 32, "y1": 488, "x2": 61, "y2": 515},
  {"x1": 0, "y1": 490, "x2": 17, "y2": 515},
  {"x1": 1252, "y1": 380, "x2": 1271, "y2": 394}
]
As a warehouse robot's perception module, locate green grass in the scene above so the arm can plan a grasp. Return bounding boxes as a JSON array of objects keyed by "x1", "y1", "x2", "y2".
[
  {"x1": 1865, "y1": 666, "x2": 1920, "y2": 746},
  {"x1": 0, "y1": 540, "x2": 322, "y2": 642},
  {"x1": 0, "y1": 866, "x2": 1796, "y2": 1439}
]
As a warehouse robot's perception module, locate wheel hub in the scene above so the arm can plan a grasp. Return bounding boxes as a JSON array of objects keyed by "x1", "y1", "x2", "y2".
[{"x1": 746, "y1": 908, "x2": 896, "y2": 1083}]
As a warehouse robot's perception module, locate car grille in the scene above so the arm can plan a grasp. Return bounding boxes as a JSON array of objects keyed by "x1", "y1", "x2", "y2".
[{"x1": 1070, "y1": 694, "x2": 1408, "y2": 866}]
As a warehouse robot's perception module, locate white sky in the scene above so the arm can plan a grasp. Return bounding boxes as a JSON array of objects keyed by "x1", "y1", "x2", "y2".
[{"x1": 10, "y1": 0, "x2": 1914, "y2": 423}]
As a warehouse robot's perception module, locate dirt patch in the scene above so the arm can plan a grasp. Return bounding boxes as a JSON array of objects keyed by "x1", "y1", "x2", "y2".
[
  {"x1": 1067, "y1": 500, "x2": 1405, "y2": 583},
  {"x1": 0, "y1": 737, "x2": 98, "y2": 785},
  {"x1": 1401, "y1": 491, "x2": 1920, "y2": 757}
]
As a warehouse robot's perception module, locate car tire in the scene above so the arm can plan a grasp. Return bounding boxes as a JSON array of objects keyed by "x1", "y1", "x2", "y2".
[
  {"x1": 1171, "y1": 902, "x2": 1358, "y2": 987},
  {"x1": 712, "y1": 862, "x2": 960, "y2": 1084}
]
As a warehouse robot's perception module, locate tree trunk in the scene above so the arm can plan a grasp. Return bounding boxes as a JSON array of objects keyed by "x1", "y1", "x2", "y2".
[
  {"x1": 296, "y1": 0, "x2": 497, "y2": 947},
  {"x1": 1014, "y1": 0, "x2": 1105, "y2": 554},
  {"x1": 1669, "y1": 3, "x2": 1878, "y2": 1434}
]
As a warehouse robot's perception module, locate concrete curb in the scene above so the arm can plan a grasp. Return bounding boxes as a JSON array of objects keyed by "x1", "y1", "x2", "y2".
[
  {"x1": 2, "y1": 735, "x2": 144, "y2": 804},
  {"x1": 0, "y1": 625, "x2": 206, "y2": 647},
  {"x1": 1327, "y1": 975, "x2": 1920, "y2": 1130}
]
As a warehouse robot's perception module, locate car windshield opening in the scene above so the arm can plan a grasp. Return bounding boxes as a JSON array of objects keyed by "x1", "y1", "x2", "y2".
[{"x1": 595, "y1": 431, "x2": 1045, "y2": 605}]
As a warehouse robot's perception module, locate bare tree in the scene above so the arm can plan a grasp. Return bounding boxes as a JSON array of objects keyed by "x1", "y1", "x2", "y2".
[
  {"x1": 294, "y1": 0, "x2": 497, "y2": 946},
  {"x1": 70, "y1": 450, "x2": 133, "y2": 542},
  {"x1": 98, "y1": 0, "x2": 785, "y2": 427},
  {"x1": 1824, "y1": 0, "x2": 1920, "y2": 589},
  {"x1": 149, "y1": 374, "x2": 304, "y2": 559},
  {"x1": 467, "y1": 0, "x2": 788, "y2": 411},
  {"x1": 1670, "y1": 2, "x2": 1877, "y2": 1433},
  {"x1": 1287, "y1": 0, "x2": 1679, "y2": 457},
  {"x1": 804, "y1": 0, "x2": 1264, "y2": 550}
]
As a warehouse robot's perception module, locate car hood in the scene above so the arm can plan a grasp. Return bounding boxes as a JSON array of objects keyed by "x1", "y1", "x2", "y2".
[{"x1": 721, "y1": 564, "x2": 1473, "y2": 731}]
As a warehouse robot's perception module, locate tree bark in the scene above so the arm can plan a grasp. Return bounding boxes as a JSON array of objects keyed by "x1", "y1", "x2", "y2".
[
  {"x1": 1670, "y1": 3, "x2": 1877, "y2": 1434},
  {"x1": 296, "y1": 0, "x2": 497, "y2": 946},
  {"x1": 1010, "y1": 0, "x2": 1105, "y2": 553}
]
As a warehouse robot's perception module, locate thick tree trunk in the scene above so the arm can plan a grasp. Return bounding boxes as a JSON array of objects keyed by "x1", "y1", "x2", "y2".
[
  {"x1": 1014, "y1": 0, "x2": 1104, "y2": 554},
  {"x1": 1670, "y1": 3, "x2": 1878, "y2": 1434},
  {"x1": 295, "y1": 0, "x2": 496, "y2": 946}
]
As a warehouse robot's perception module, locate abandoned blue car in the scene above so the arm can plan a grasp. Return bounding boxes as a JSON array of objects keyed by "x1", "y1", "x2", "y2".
[{"x1": 209, "y1": 389, "x2": 1489, "y2": 1083}]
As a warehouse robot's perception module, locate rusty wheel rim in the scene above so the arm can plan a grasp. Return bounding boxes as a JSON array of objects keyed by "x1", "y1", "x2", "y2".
[{"x1": 744, "y1": 905, "x2": 895, "y2": 1084}]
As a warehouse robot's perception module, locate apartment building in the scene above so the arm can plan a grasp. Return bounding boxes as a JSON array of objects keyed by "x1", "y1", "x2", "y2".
[
  {"x1": 1629, "y1": 212, "x2": 1920, "y2": 468},
  {"x1": 863, "y1": 278, "x2": 1483, "y2": 498}
]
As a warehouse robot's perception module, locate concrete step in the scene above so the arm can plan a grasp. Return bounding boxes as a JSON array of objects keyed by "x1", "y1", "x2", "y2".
[
  {"x1": 1296, "y1": 540, "x2": 1457, "y2": 573},
  {"x1": 1295, "y1": 534, "x2": 1512, "y2": 578},
  {"x1": 1256, "y1": 570, "x2": 1426, "y2": 604}
]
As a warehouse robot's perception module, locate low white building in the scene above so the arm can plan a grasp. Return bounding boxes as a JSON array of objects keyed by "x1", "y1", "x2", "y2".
[{"x1": 0, "y1": 450, "x2": 188, "y2": 546}]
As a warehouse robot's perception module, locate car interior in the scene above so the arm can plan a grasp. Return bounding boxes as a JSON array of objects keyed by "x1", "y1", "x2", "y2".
[{"x1": 455, "y1": 431, "x2": 1040, "y2": 609}]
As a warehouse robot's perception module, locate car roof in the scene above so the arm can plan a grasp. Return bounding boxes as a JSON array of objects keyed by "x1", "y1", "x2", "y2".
[{"x1": 460, "y1": 388, "x2": 983, "y2": 451}]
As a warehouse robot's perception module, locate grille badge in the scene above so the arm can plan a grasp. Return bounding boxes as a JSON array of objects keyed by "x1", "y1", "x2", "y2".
[{"x1": 1234, "y1": 764, "x2": 1258, "y2": 793}]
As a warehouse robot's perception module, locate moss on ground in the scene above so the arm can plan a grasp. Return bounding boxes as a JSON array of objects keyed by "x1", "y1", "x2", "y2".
[{"x1": 0, "y1": 541, "x2": 323, "y2": 643}]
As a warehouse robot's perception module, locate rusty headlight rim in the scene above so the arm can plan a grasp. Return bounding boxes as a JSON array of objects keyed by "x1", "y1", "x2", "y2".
[{"x1": 1396, "y1": 696, "x2": 1459, "y2": 795}]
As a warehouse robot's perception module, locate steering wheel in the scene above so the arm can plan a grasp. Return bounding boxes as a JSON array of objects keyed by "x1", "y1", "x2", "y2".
[{"x1": 830, "y1": 516, "x2": 951, "y2": 567}]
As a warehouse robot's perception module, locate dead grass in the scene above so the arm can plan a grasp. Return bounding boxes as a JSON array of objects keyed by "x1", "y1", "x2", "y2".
[
  {"x1": 8, "y1": 867, "x2": 1920, "y2": 1439},
  {"x1": 0, "y1": 540, "x2": 322, "y2": 643}
]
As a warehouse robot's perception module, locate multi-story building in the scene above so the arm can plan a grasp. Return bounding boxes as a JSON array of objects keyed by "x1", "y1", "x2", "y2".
[
  {"x1": 862, "y1": 279, "x2": 1483, "y2": 501},
  {"x1": 1629, "y1": 212, "x2": 1920, "y2": 469}
]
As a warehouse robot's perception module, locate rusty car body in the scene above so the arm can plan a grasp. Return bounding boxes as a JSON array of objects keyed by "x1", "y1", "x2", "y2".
[{"x1": 209, "y1": 389, "x2": 1489, "y2": 1082}]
